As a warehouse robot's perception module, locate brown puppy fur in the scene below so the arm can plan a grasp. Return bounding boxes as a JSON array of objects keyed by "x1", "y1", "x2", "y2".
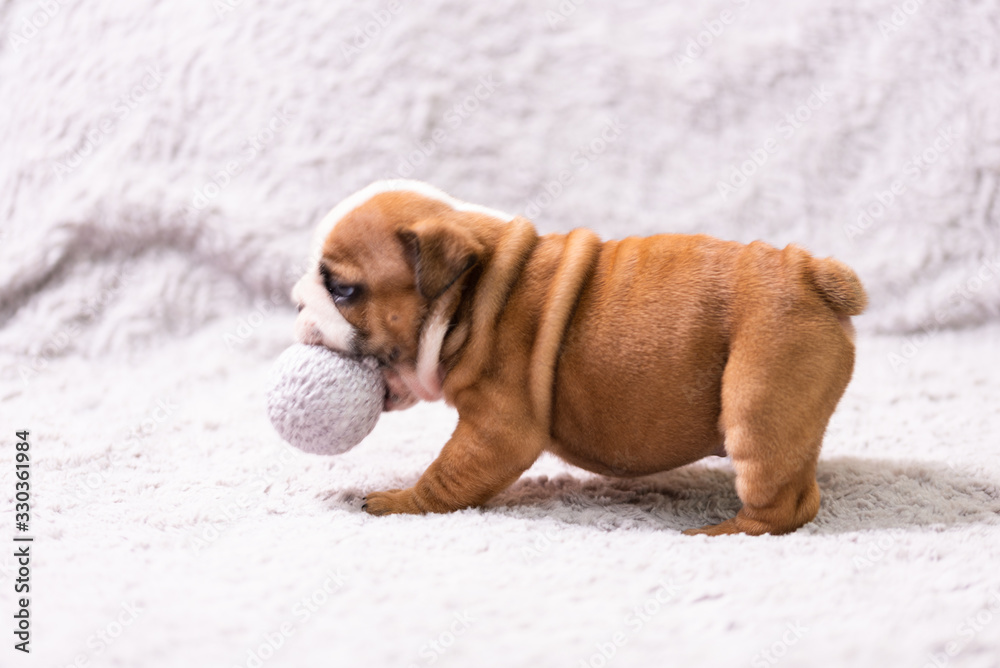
[{"x1": 296, "y1": 185, "x2": 867, "y2": 535}]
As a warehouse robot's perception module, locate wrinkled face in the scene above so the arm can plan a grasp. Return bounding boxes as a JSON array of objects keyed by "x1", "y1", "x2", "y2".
[{"x1": 292, "y1": 180, "x2": 513, "y2": 411}]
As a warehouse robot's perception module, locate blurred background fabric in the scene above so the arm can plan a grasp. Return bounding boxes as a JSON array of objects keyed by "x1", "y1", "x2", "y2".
[
  {"x1": 1, "y1": 2, "x2": 999, "y2": 667},
  {"x1": 2, "y1": 0, "x2": 999, "y2": 359}
]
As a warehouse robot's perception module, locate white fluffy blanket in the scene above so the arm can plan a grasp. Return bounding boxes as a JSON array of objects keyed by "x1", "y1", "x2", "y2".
[{"x1": 2, "y1": 0, "x2": 999, "y2": 666}]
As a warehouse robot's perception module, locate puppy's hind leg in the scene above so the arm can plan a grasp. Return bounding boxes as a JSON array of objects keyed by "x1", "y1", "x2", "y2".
[
  {"x1": 684, "y1": 429, "x2": 822, "y2": 537},
  {"x1": 684, "y1": 323, "x2": 855, "y2": 536}
]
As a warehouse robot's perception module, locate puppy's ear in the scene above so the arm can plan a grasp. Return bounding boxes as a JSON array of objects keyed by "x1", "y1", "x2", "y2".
[{"x1": 397, "y1": 216, "x2": 484, "y2": 300}]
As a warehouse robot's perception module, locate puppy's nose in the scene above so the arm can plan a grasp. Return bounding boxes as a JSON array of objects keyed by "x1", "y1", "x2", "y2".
[{"x1": 293, "y1": 313, "x2": 323, "y2": 345}]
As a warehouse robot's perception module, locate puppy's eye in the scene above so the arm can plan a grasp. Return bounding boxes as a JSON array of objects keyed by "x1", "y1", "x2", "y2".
[
  {"x1": 328, "y1": 283, "x2": 359, "y2": 302},
  {"x1": 319, "y1": 264, "x2": 363, "y2": 304}
]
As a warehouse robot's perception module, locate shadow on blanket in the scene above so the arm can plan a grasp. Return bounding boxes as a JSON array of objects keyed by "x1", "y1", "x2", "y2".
[
  {"x1": 482, "y1": 457, "x2": 1000, "y2": 534},
  {"x1": 324, "y1": 457, "x2": 1000, "y2": 534}
]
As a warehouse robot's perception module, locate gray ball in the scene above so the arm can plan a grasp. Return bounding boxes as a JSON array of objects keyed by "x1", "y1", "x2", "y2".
[{"x1": 265, "y1": 344, "x2": 385, "y2": 455}]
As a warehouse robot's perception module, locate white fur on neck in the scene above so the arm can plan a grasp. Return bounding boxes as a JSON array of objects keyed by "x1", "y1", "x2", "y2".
[{"x1": 413, "y1": 298, "x2": 451, "y2": 400}]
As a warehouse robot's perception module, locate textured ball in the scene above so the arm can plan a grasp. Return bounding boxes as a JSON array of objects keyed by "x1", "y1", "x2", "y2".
[{"x1": 265, "y1": 344, "x2": 385, "y2": 455}]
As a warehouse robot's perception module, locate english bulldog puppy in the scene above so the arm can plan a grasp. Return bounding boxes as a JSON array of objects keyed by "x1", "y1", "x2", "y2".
[{"x1": 292, "y1": 180, "x2": 867, "y2": 535}]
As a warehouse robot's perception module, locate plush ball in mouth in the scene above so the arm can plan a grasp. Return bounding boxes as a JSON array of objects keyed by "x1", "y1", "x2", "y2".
[{"x1": 265, "y1": 344, "x2": 385, "y2": 455}]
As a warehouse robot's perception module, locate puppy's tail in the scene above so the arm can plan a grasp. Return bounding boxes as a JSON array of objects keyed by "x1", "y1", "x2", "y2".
[{"x1": 807, "y1": 255, "x2": 868, "y2": 316}]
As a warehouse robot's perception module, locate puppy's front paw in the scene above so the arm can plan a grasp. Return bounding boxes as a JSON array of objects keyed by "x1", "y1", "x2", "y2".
[{"x1": 362, "y1": 488, "x2": 422, "y2": 516}]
